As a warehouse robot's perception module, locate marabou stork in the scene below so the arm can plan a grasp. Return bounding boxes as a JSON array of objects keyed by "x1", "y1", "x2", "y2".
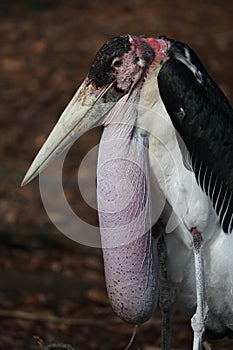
[{"x1": 22, "y1": 35, "x2": 233, "y2": 350}]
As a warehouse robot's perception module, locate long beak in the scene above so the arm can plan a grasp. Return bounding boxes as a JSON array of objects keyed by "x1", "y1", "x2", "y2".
[{"x1": 21, "y1": 78, "x2": 114, "y2": 186}]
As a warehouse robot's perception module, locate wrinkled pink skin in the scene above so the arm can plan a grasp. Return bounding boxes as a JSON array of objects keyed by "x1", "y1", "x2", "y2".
[
  {"x1": 143, "y1": 37, "x2": 169, "y2": 59},
  {"x1": 97, "y1": 122, "x2": 158, "y2": 323},
  {"x1": 108, "y1": 36, "x2": 169, "y2": 93},
  {"x1": 112, "y1": 39, "x2": 144, "y2": 91},
  {"x1": 96, "y1": 37, "x2": 168, "y2": 324}
]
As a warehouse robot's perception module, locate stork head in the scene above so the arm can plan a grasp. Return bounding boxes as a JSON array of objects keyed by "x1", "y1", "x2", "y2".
[
  {"x1": 22, "y1": 35, "x2": 168, "y2": 324},
  {"x1": 21, "y1": 34, "x2": 168, "y2": 186},
  {"x1": 88, "y1": 35, "x2": 154, "y2": 92}
]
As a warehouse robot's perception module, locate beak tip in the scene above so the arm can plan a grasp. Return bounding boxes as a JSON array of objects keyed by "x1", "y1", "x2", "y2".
[
  {"x1": 20, "y1": 178, "x2": 27, "y2": 187},
  {"x1": 21, "y1": 168, "x2": 37, "y2": 187},
  {"x1": 20, "y1": 174, "x2": 30, "y2": 187},
  {"x1": 21, "y1": 78, "x2": 109, "y2": 188}
]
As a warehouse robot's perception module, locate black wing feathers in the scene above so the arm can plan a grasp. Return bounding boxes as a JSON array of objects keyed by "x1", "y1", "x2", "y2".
[{"x1": 157, "y1": 39, "x2": 233, "y2": 233}]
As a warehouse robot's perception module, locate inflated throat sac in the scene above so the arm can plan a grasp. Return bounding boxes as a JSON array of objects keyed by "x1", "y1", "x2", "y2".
[{"x1": 97, "y1": 123, "x2": 158, "y2": 324}]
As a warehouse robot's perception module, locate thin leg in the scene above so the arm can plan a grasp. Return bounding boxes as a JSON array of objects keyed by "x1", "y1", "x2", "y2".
[
  {"x1": 156, "y1": 224, "x2": 175, "y2": 350},
  {"x1": 191, "y1": 229, "x2": 208, "y2": 350}
]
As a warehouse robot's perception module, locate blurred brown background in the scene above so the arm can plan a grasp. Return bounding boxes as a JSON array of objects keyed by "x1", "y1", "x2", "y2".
[{"x1": 0, "y1": 0, "x2": 232, "y2": 349}]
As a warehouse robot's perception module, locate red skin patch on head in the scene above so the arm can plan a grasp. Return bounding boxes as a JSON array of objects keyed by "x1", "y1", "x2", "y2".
[{"x1": 143, "y1": 38, "x2": 169, "y2": 58}]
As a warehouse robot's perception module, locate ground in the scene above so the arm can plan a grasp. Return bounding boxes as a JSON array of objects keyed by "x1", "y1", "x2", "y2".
[{"x1": 0, "y1": 0, "x2": 233, "y2": 349}]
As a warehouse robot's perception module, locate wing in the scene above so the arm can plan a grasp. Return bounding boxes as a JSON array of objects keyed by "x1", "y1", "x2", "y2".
[{"x1": 157, "y1": 38, "x2": 233, "y2": 233}]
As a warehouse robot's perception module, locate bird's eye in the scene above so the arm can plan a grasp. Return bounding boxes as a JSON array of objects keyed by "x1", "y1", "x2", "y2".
[{"x1": 112, "y1": 57, "x2": 123, "y2": 68}]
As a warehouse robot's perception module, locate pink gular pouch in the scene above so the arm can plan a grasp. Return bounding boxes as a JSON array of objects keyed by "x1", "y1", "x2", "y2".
[{"x1": 97, "y1": 90, "x2": 158, "y2": 324}]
